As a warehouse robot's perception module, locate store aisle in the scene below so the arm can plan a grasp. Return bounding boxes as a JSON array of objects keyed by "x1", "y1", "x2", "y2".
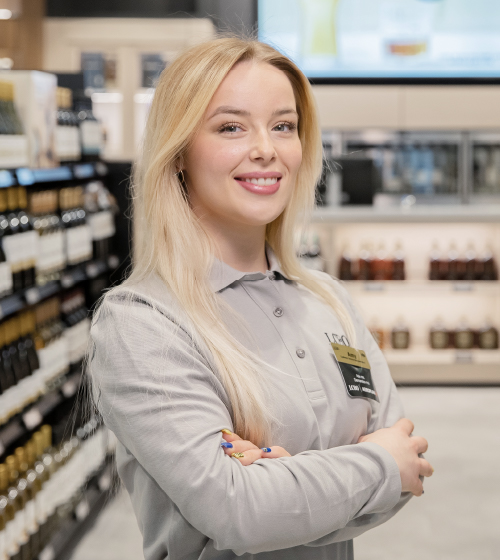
[{"x1": 71, "y1": 387, "x2": 500, "y2": 560}]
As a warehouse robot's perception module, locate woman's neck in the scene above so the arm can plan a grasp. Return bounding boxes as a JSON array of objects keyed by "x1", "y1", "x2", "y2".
[{"x1": 203, "y1": 221, "x2": 268, "y2": 273}]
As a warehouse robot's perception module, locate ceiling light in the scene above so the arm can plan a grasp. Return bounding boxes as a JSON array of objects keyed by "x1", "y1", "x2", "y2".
[{"x1": 0, "y1": 0, "x2": 21, "y2": 18}]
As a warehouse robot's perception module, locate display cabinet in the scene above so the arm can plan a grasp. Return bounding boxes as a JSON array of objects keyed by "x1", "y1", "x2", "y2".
[{"x1": 310, "y1": 205, "x2": 500, "y2": 385}]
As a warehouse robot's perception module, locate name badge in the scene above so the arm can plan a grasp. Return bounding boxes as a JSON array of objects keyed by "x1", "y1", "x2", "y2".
[{"x1": 331, "y1": 343, "x2": 379, "y2": 402}]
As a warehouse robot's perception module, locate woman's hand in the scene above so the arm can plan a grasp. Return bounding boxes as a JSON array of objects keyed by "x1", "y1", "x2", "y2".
[
  {"x1": 357, "y1": 418, "x2": 433, "y2": 496},
  {"x1": 220, "y1": 429, "x2": 291, "y2": 466}
]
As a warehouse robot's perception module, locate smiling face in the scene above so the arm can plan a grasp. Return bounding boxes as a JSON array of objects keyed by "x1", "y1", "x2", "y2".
[{"x1": 183, "y1": 60, "x2": 303, "y2": 235}]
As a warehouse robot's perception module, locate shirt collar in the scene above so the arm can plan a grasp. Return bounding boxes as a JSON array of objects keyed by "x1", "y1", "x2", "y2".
[{"x1": 209, "y1": 246, "x2": 288, "y2": 293}]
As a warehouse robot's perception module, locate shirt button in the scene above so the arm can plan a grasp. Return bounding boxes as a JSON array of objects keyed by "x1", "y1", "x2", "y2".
[
  {"x1": 273, "y1": 307, "x2": 283, "y2": 317},
  {"x1": 296, "y1": 349, "x2": 306, "y2": 359}
]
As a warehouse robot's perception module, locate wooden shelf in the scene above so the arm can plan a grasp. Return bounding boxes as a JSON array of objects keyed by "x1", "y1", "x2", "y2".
[{"x1": 343, "y1": 280, "x2": 500, "y2": 295}]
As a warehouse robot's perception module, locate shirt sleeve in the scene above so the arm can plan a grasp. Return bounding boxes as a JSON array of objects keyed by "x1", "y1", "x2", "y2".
[
  {"x1": 302, "y1": 278, "x2": 413, "y2": 547},
  {"x1": 89, "y1": 293, "x2": 402, "y2": 555}
]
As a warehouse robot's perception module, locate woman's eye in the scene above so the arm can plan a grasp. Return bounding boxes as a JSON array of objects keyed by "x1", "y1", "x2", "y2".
[
  {"x1": 273, "y1": 122, "x2": 297, "y2": 133},
  {"x1": 219, "y1": 123, "x2": 243, "y2": 134}
]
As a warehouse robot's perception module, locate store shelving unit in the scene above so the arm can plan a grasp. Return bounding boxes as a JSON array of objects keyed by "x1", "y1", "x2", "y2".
[
  {"x1": 311, "y1": 205, "x2": 500, "y2": 385},
  {"x1": 0, "y1": 159, "x2": 120, "y2": 560}
]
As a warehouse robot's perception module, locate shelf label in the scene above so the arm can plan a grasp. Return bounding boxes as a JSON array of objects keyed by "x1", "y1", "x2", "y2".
[
  {"x1": 453, "y1": 283, "x2": 474, "y2": 292},
  {"x1": 39, "y1": 545, "x2": 55, "y2": 560},
  {"x1": 23, "y1": 408, "x2": 43, "y2": 430},
  {"x1": 75, "y1": 498, "x2": 90, "y2": 521},
  {"x1": 364, "y1": 282, "x2": 385, "y2": 292},
  {"x1": 60, "y1": 274, "x2": 74, "y2": 288},
  {"x1": 98, "y1": 471, "x2": 111, "y2": 491},
  {"x1": 455, "y1": 351, "x2": 474, "y2": 364},
  {"x1": 62, "y1": 378, "x2": 78, "y2": 398},
  {"x1": 25, "y1": 287, "x2": 40, "y2": 305}
]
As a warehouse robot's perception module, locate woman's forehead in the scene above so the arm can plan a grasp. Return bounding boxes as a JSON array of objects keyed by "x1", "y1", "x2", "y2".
[{"x1": 205, "y1": 61, "x2": 297, "y2": 118}]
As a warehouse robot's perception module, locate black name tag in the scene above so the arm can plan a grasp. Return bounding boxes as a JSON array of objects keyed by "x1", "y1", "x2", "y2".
[{"x1": 331, "y1": 343, "x2": 379, "y2": 402}]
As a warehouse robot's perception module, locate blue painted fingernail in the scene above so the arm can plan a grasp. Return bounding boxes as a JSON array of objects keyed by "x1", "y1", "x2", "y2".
[
  {"x1": 220, "y1": 441, "x2": 233, "y2": 449},
  {"x1": 261, "y1": 447, "x2": 272, "y2": 453}
]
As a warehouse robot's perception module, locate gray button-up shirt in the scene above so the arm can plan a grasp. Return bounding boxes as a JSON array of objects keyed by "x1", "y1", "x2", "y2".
[{"x1": 89, "y1": 251, "x2": 411, "y2": 560}]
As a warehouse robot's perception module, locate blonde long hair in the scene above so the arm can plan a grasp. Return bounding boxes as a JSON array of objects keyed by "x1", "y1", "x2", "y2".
[{"x1": 100, "y1": 37, "x2": 354, "y2": 445}]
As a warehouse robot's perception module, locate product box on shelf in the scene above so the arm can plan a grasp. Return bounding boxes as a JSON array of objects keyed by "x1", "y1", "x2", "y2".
[{"x1": 0, "y1": 70, "x2": 58, "y2": 168}]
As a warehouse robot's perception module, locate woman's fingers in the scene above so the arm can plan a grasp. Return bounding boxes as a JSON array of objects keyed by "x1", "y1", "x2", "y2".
[
  {"x1": 229, "y1": 448, "x2": 264, "y2": 466},
  {"x1": 222, "y1": 439, "x2": 259, "y2": 456},
  {"x1": 261, "y1": 446, "x2": 291, "y2": 458},
  {"x1": 221, "y1": 429, "x2": 242, "y2": 443},
  {"x1": 412, "y1": 435, "x2": 429, "y2": 454},
  {"x1": 419, "y1": 458, "x2": 434, "y2": 478},
  {"x1": 394, "y1": 418, "x2": 415, "y2": 436}
]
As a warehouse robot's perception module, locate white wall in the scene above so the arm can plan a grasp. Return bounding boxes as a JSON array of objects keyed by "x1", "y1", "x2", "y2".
[{"x1": 312, "y1": 85, "x2": 500, "y2": 131}]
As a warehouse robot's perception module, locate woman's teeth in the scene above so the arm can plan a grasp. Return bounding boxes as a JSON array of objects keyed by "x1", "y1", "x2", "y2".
[{"x1": 243, "y1": 177, "x2": 279, "y2": 186}]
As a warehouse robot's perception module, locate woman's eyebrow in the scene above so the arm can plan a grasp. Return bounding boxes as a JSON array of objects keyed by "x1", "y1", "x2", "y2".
[{"x1": 208, "y1": 106, "x2": 298, "y2": 119}]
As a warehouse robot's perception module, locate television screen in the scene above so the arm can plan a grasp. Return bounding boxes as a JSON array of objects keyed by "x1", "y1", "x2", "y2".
[{"x1": 258, "y1": 0, "x2": 500, "y2": 80}]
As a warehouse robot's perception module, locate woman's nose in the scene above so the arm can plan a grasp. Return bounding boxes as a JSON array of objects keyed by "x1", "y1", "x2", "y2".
[{"x1": 249, "y1": 131, "x2": 277, "y2": 163}]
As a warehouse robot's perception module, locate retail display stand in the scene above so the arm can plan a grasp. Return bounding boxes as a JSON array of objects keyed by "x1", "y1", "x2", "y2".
[{"x1": 312, "y1": 205, "x2": 500, "y2": 385}]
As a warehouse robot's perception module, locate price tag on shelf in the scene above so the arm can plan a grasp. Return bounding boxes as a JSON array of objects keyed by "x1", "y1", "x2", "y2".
[
  {"x1": 455, "y1": 351, "x2": 474, "y2": 364},
  {"x1": 75, "y1": 498, "x2": 90, "y2": 521},
  {"x1": 25, "y1": 287, "x2": 41, "y2": 305},
  {"x1": 60, "y1": 274, "x2": 74, "y2": 288},
  {"x1": 108, "y1": 255, "x2": 119, "y2": 269},
  {"x1": 453, "y1": 283, "x2": 474, "y2": 292},
  {"x1": 62, "y1": 378, "x2": 78, "y2": 398},
  {"x1": 364, "y1": 282, "x2": 385, "y2": 292},
  {"x1": 98, "y1": 471, "x2": 111, "y2": 492},
  {"x1": 23, "y1": 407, "x2": 43, "y2": 430},
  {"x1": 86, "y1": 263, "x2": 99, "y2": 278},
  {"x1": 39, "y1": 545, "x2": 56, "y2": 560}
]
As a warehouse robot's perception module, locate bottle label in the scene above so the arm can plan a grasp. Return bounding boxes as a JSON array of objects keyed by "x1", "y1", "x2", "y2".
[
  {"x1": 392, "y1": 331, "x2": 409, "y2": 349},
  {"x1": 431, "y1": 331, "x2": 448, "y2": 349},
  {"x1": 6, "y1": 520, "x2": 19, "y2": 554},
  {"x1": 81, "y1": 121, "x2": 103, "y2": 155},
  {"x1": 455, "y1": 331, "x2": 474, "y2": 349},
  {"x1": 25, "y1": 500, "x2": 37, "y2": 533},
  {"x1": 480, "y1": 331, "x2": 497, "y2": 349}
]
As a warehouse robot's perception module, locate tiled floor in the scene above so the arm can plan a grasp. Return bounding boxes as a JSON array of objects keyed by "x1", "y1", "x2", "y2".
[{"x1": 71, "y1": 387, "x2": 500, "y2": 560}]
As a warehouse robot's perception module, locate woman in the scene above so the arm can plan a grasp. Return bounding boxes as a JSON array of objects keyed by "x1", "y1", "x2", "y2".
[{"x1": 88, "y1": 37, "x2": 433, "y2": 560}]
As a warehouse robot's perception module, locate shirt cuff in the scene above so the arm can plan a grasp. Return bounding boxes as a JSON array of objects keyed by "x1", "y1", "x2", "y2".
[{"x1": 355, "y1": 441, "x2": 402, "y2": 516}]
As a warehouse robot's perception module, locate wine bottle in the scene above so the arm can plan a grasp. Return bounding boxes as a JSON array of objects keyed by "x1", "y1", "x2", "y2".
[
  {"x1": 478, "y1": 245, "x2": 498, "y2": 281},
  {"x1": 429, "y1": 240, "x2": 441, "y2": 281},
  {"x1": 0, "y1": 463, "x2": 18, "y2": 560},
  {"x1": 453, "y1": 317, "x2": 474, "y2": 350},
  {"x1": 12, "y1": 317, "x2": 30, "y2": 381},
  {"x1": 462, "y1": 241, "x2": 477, "y2": 281},
  {"x1": 17, "y1": 187, "x2": 37, "y2": 290},
  {"x1": 430, "y1": 317, "x2": 450, "y2": 349},
  {"x1": 477, "y1": 319, "x2": 499, "y2": 350},
  {"x1": 0, "y1": 323, "x2": 16, "y2": 393},
  {"x1": 5, "y1": 455, "x2": 27, "y2": 559},
  {"x1": 391, "y1": 318, "x2": 410, "y2": 349},
  {"x1": 5, "y1": 320, "x2": 24, "y2": 385},
  {"x1": 446, "y1": 242, "x2": 460, "y2": 281},
  {"x1": 19, "y1": 312, "x2": 39, "y2": 374},
  {"x1": 338, "y1": 244, "x2": 354, "y2": 280},
  {"x1": 392, "y1": 240, "x2": 406, "y2": 281},
  {"x1": 358, "y1": 243, "x2": 372, "y2": 281},
  {"x1": 371, "y1": 242, "x2": 391, "y2": 281}
]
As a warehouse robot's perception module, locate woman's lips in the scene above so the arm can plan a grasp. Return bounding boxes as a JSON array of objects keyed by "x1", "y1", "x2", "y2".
[{"x1": 235, "y1": 178, "x2": 281, "y2": 195}]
